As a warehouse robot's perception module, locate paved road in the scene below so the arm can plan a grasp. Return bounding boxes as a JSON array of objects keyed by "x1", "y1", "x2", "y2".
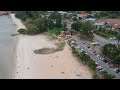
[
  {"x1": 66, "y1": 20, "x2": 118, "y2": 46},
  {"x1": 67, "y1": 21, "x2": 120, "y2": 78},
  {"x1": 93, "y1": 34, "x2": 118, "y2": 47},
  {"x1": 73, "y1": 36, "x2": 120, "y2": 79}
]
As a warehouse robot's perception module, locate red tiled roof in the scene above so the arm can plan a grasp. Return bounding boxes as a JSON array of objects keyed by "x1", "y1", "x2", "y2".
[
  {"x1": 94, "y1": 19, "x2": 120, "y2": 24},
  {"x1": 0, "y1": 11, "x2": 8, "y2": 15},
  {"x1": 77, "y1": 14, "x2": 88, "y2": 18},
  {"x1": 94, "y1": 19, "x2": 120, "y2": 29}
]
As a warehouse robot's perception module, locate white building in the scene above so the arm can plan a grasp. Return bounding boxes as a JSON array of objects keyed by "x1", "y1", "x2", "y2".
[{"x1": 58, "y1": 11, "x2": 67, "y2": 15}]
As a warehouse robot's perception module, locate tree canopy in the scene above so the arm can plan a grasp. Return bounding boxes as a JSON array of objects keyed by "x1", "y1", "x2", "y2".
[
  {"x1": 71, "y1": 21, "x2": 81, "y2": 31},
  {"x1": 101, "y1": 43, "x2": 120, "y2": 65},
  {"x1": 94, "y1": 11, "x2": 120, "y2": 19}
]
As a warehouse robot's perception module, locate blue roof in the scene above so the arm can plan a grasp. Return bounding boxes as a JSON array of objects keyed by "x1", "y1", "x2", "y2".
[{"x1": 85, "y1": 18, "x2": 96, "y2": 21}]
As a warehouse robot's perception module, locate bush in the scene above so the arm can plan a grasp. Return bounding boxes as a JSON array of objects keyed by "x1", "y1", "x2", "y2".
[
  {"x1": 101, "y1": 71, "x2": 116, "y2": 79},
  {"x1": 88, "y1": 59, "x2": 97, "y2": 71},
  {"x1": 73, "y1": 17, "x2": 77, "y2": 21},
  {"x1": 71, "y1": 47, "x2": 77, "y2": 54},
  {"x1": 18, "y1": 28, "x2": 26, "y2": 34},
  {"x1": 92, "y1": 74, "x2": 100, "y2": 79}
]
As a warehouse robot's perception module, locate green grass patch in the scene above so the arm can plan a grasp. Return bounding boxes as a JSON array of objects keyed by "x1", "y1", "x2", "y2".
[
  {"x1": 95, "y1": 30, "x2": 117, "y2": 39},
  {"x1": 55, "y1": 41, "x2": 66, "y2": 51},
  {"x1": 43, "y1": 32, "x2": 57, "y2": 40},
  {"x1": 47, "y1": 28, "x2": 63, "y2": 36}
]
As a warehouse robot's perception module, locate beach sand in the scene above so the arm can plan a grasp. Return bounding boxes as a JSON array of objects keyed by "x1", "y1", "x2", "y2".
[
  {"x1": 15, "y1": 35, "x2": 92, "y2": 79},
  {"x1": 10, "y1": 13, "x2": 92, "y2": 79}
]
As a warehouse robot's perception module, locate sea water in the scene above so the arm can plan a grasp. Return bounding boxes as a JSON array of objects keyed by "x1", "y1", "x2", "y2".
[{"x1": 0, "y1": 15, "x2": 17, "y2": 79}]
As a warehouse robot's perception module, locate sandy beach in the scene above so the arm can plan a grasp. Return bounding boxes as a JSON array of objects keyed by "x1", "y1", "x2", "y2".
[{"x1": 11, "y1": 13, "x2": 92, "y2": 79}]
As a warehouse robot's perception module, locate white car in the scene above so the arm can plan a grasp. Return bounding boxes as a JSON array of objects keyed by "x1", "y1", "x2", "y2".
[
  {"x1": 114, "y1": 68, "x2": 118, "y2": 71},
  {"x1": 97, "y1": 54, "x2": 100, "y2": 57},
  {"x1": 85, "y1": 52, "x2": 88, "y2": 55},
  {"x1": 81, "y1": 49, "x2": 83, "y2": 51},
  {"x1": 109, "y1": 38, "x2": 113, "y2": 40}
]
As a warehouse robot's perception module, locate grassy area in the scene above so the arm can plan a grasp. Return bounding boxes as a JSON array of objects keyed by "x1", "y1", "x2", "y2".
[
  {"x1": 55, "y1": 41, "x2": 66, "y2": 51},
  {"x1": 43, "y1": 32, "x2": 57, "y2": 40},
  {"x1": 94, "y1": 30, "x2": 117, "y2": 39},
  {"x1": 44, "y1": 31, "x2": 66, "y2": 51},
  {"x1": 47, "y1": 28, "x2": 62, "y2": 36}
]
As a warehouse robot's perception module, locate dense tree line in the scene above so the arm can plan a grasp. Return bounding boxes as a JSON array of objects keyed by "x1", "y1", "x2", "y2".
[
  {"x1": 94, "y1": 11, "x2": 120, "y2": 19},
  {"x1": 15, "y1": 11, "x2": 65, "y2": 35}
]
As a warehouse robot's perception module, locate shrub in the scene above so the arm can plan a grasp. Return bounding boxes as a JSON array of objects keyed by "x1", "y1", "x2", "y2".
[
  {"x1": 18, "y1": 28, "x2": 26, "y2": 34},
  {"x1": 92, "y1": 74, "x2": 100, "y2": 79}
]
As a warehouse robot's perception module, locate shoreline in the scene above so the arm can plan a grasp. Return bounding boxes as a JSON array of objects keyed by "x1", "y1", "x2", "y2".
[
  {"x1": 9, "y1": 13, "x2": 26, "y2": 30},
  {"x1": 9, "y1": 13, "x2": 26, "y2": 79}
]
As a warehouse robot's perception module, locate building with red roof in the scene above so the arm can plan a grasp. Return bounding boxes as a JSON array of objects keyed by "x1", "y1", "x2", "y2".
[
  {"x1": 0, "y1": 11, "x2": 9, "y2": 15},
  {"x1": 77, "y1": 13, "x2": 88, "y2": 19}
]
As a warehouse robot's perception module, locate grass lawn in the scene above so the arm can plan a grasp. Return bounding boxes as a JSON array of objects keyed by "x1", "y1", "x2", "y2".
[
  {"x1": 55, "y1": 41, "x2": 66, "y2": 51},
  {"x1": 95, "y1": 30, "x2": 117, "y2": 39}
]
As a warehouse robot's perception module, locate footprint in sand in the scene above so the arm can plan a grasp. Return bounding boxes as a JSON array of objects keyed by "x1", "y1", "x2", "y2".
[
  {"x1": 61, "y1": 72, "x2": 65, "y2": 74},
  {"x1": 51, "y1": 65, "x2": 53, "y2": 67},
  {"x1": 18, "y1": 66, "x2": 20, "y2": 68}
]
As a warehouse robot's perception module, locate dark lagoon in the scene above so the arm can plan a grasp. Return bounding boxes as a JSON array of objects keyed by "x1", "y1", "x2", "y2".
[{"x1": 0, "y1": 15, "x2": 17, "y2": 79}]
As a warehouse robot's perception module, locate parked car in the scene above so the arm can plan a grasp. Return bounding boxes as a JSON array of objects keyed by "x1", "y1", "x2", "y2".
[
  {"x1": 92, "y1": 42, "x2": 100, "y2": 46},
  {"x1": 76, "y1": 45, "x2": 80, "y2": 48},
  {"x1": 85, "y1": 52, "x2": 88, "y2": 55},
  {"x1": 97, "y1": 54, "x2": 100, "y2": 57},
  {"x1": 79, "y1": 48, "x2": 84, "y2": 53},
  {"x1": 81, "y1": 49, "x2": 84, "y2": 51},
  {"x1": 94, "y1": 53, "x2": 97, "y2": 55},
  {"x1": 113, "y1": 37, "x2": 116, "y2": 39},
  {"x1": 115, "y1": 70, "x2": 120, "y2": 73},
  {"x1": 114, "y1": 68, "x2": 120, "y2": 73},
  {"x1": 87, "y1": 46, "x2": 90, "y2": 48},
  {"x1": 103, "y1": 59, "x2": 109, "y2": 63},
  {"x1": 100, "y1": 57, "x2": 104, "y2": 61},
  {"x1": 82, "y1": 43, "x2": 85, "y2": 45},
  {"x1": 98, "y1": 68, "x2": 103, "y2": 72}
]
